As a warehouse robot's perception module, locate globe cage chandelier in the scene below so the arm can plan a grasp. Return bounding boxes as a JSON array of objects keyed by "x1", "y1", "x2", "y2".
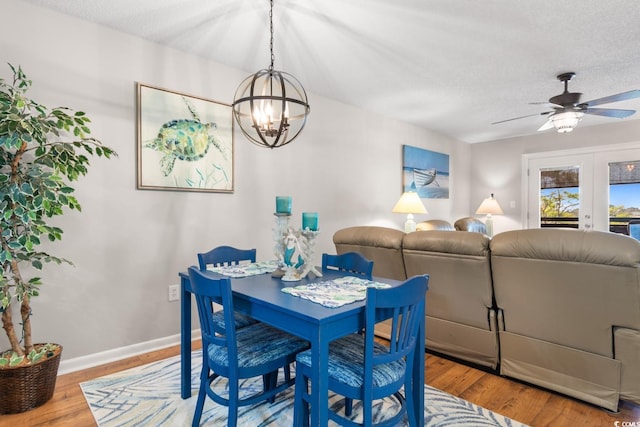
[{"x1": 232, "y1": 0, "x2": 310, "y2": 149}]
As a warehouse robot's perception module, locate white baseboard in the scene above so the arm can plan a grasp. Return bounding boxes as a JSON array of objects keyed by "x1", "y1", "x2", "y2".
[{"x1": 58, "y1": 329, "x2": 201, "y2": 375}]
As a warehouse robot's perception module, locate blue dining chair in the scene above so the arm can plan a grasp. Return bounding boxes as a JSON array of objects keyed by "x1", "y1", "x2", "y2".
[
  {"x1": 197, "y1": 246, "x2": 259, "y2": 333},
  {"x1": 322, "y1": 252, "x2": 374, "y2": 279},
  {"x1": 188, "y1": 266, "x2": 310, "y2": 427},
  {"x1": 293, "y1": 274, "x2": 429, "y2": 427}
]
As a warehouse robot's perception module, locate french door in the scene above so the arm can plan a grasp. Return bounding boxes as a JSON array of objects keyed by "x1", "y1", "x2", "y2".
[{"x1": 525, "y1": 145, "x2": 640, "y2": 232}]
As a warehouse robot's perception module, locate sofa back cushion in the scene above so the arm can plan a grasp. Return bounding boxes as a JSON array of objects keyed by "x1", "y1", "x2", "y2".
[
  {"x1": 491, "y1": 228, "x2": 640, "y2": 357},
  {"x1": 454, "y1": 217, "x2": 487, "y2": 234},
  {"x1": 416, "y1": 220, "x2": 455, "y2": 231},
  {"x1": 332, "y1": 226, "x2": 406, "y2": 280},
  {"x1": 403, "y1": 230, "x2": 493, "y2": 329}
]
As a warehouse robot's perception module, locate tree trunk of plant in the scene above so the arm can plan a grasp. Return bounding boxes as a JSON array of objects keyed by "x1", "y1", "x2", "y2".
[
  {"x1": 21, "y1": 296, "x2": 33, "y2": 355},
  {"x1": 1, "y1": 307, "x2": 23, "y2": 356}
]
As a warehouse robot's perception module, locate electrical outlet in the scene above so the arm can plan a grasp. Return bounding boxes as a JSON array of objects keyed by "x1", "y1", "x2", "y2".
[{"x1": 168, "y1": 284, "x2": 180, "y2": 302}]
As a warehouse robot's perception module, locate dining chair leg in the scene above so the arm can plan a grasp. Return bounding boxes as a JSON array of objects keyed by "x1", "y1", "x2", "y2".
[
  {"x1": 294, "y1": 368, "x2": 310, "y2": 427},
  {"x1": 405, "y1": 383, "x2": 417, "y2": 427},
  {"x1": 192, "y1": 383, "x2": 206, "y2": 427},
  {"x1": 265, "y1": 370, "x2": 280, "y2": 403},
  {"x1": 262, "y1": 373, "x2": 272, "y2": 403},
  {"x1": 229, "y1": 380, "x2": 239, "y2": 427},
  {"x1": 285, "y1": 363, "x2": 291, "y2": 382},
  {"x1": 345, "y1": 397, "x2": 353, "y2": 416}
]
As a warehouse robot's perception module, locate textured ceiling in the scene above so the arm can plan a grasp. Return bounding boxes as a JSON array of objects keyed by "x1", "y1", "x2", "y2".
[{"x1": 23, "y1": 0, "x2": 640, "y2": 143}]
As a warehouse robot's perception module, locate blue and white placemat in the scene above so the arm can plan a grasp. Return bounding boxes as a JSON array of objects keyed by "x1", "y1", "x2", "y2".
[
  {"x1": 207, "y1": 260, "x2": 279, "y2": 278},
  {"x1": 281, "y1": 276, "x2": 391, "y2": 307}
]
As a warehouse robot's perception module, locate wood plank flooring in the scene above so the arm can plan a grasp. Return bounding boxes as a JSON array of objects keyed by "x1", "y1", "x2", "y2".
[{"x1": 2, "y1": 342, "x2": 639, "y2": 426}]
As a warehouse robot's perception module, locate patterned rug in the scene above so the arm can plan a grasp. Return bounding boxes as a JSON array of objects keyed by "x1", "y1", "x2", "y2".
[{"x1": 81, "y1": 350, "x2": 527, "y2": 426}]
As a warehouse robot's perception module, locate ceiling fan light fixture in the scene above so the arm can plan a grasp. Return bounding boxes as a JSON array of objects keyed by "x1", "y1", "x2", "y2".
[
  {"x1": 551, "y1": 111, "x2": 583, "y2": 133},
  {"x1": 494, "y1": 72, "x2": 640, "y2": 134},
  {"x1": 232, "y1": 0, "x2": 310, "y2": 149}
]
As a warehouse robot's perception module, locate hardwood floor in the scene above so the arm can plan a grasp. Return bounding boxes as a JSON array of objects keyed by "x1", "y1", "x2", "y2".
[{"x1": 2, "y1": 342, "x2": 639, "y2": 426}]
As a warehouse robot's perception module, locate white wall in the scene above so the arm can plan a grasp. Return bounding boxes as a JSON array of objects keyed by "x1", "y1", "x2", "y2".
[
  {"x1": 470, "y1": 119, "x2": 640, "y2": 235},
  {"x1": 1, "y1": 0, "x2": 470, "y2": 366}
]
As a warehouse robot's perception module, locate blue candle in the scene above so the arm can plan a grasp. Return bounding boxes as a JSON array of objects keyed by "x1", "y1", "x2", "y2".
[
  {"x1": 302, "y1": 212, "x2": 319, "y2": 231},
  {"x1": 276, "y1": 196, "x2": 292, "y2": 214}
]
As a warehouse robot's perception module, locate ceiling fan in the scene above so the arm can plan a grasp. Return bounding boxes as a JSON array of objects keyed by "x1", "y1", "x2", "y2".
[{"x1": 493, "y1": 72, "x2": 640, "y2": 133}]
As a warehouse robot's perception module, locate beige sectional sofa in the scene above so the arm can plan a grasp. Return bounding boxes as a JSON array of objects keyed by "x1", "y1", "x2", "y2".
[{"x1": 332, "y1": 225, "x2": 640, "y2": 411}]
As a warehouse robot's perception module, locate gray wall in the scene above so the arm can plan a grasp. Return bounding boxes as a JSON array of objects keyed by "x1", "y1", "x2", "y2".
[
  {"x1": 470, "y1": 119, "x2": 640, "y2": 235},
  {"x1": 1, "y1": 0, "x2": 471, "y2": 368}
]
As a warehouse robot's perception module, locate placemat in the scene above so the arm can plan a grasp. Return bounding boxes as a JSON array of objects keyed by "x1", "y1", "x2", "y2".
[
  {"x1": 207, "y1": 260, "x2": 279, "y2": 278},
  {"x1": 281, "y1": 276, "x2": 391, "y2": 308}
]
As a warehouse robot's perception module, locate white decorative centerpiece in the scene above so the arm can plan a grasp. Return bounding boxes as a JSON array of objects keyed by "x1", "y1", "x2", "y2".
[
  {"x1": 299, "y1": 227, "x2": 322, "y2": 279},
  {"x1": 272, "y1": 197, "x2": 321, "y2": 281},
  {"x1": 281, "y1": 227, "x2": 306, "y2": 281}
]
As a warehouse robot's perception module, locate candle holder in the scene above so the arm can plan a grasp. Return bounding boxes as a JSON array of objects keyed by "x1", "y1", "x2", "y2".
[
  {"x1": 299, "y1": 228, "x2": 322, "y2": 279},
  {"x1": 273, "y1": 213, "x2": 291, "y2": 268}
]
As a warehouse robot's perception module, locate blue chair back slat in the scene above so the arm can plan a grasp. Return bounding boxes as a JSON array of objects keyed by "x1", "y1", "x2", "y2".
[
  {"x1": 322, "y1": 252, "x2": 374, "y2": 279},
  {"x1": 197, "y1": 246, "x2": 256, "y2": 270}
]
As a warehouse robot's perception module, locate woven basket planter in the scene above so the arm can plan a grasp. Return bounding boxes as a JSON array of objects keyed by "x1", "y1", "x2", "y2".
[{"x1": 0, "y1": 344, "x2": 62, "y2": 414}]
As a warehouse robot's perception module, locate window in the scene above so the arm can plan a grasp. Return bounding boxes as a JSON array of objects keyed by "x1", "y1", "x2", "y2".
[
  {"x1": 609, "y1": 161, "x2": 640, "y2": 234},
  {"x1": 540, "y1": 167, "x2": 580, "y2": 228}
]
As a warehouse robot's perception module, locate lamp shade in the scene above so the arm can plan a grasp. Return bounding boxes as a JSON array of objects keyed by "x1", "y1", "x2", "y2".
[
  {"x1": 475, "y1": 193, "x2": 504, "y2": 215},
  {"x1": 392, "y1": 192, "x2": 427, "y2": 214}
]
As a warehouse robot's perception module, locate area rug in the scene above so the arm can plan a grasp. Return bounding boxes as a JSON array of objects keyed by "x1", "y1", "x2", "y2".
[{"x1": 81, "y1": 350, "x2": 527, "y2": 426}]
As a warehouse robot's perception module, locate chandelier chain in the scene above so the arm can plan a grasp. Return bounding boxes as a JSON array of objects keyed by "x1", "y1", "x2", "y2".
[{"x1": 269, "y1": 0, "x2": 275, "y2": 71}]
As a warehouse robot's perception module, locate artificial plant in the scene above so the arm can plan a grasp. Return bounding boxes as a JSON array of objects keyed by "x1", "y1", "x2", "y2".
[{"x1": 0, "y1": 64, "x2": 116, "y2": 366}]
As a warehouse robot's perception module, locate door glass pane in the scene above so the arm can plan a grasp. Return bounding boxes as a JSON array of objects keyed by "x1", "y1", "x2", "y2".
[
  {"x1": 609, "y1": 160, "x2": 640, "y2": 236},
  {"x1": 540, "y1": 167, "x2": 580, "y2": 228}
]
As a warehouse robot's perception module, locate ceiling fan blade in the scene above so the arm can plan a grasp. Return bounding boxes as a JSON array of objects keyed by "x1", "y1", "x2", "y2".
[
  {"x1": 581, "y1": 90, "x2": 640, "y2": 107},
  {"x1": 583, "y1": 108, "x2": 636, "y2": 118},
  {"x1": 537, "y1": 119, "x2": 555, "y2": 131},
  {"x1": 492, "y1": 111, "x2": 552, "y2": 125}
]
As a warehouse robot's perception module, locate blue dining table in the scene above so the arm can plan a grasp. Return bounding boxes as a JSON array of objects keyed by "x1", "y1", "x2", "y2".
[{"x1": 179, "y1": 266, "x2": 425, "y2": 427}]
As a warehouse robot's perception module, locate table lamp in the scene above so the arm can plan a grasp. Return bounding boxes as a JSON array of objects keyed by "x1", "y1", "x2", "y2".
[
  {"x1": 475, "y1": 193, "x2": 503, "y2": 237},
  {"x1": 392, "y1": 191, "x2": 427, "y2": 233}
]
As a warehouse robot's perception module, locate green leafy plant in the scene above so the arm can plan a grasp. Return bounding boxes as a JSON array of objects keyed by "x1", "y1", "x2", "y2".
[{"x1": 0, "y1": 64, "x2": 116, "y2": 365}]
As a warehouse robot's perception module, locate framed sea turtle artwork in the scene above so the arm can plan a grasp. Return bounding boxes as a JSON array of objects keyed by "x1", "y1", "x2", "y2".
[
  {"x1": 137, "y1": 83, "x2": 234, "y2": 192},
  {"x1": 401, "y1": 145, "x2": 449, "y2": 199}
]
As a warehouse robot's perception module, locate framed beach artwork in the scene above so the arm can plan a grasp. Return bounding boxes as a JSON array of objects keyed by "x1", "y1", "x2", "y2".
[
  {"x1": 401, "y1": 145, "x2": 449, "y2": 199},
  {"x1": 137, "y1": 83, "x2": 234, "y2": 193}
]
